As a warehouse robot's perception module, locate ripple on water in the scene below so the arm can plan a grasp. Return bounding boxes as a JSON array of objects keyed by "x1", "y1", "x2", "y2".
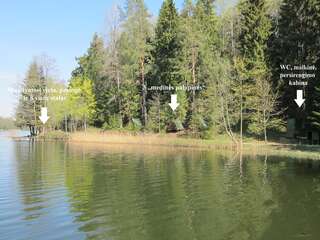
[{"x1": 1, "y1": 140, "x2": 320, "y2": 240}]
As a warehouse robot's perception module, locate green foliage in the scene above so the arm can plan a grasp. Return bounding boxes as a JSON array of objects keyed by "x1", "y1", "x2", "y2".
[
  {"x1": 67, "y1": 76, "x2": 96, "y2": 128},
  {"x1": 195, "y1": 0, "x2": 218, "y2": 49},
  {"x1": 236, "y1": 0, "x2": 278, "y2": 141},
  {"x1": 148, "y1": 0, "x2": 188, "y2": 132},
  {"x1": 152, "y1": 0, "x2": 181, "y2": 89},
  {"x1": 102, "y1": 114, "x2": 122, "y2": 130},
  {"x1": 15, "y1": 0, "x2": 315, "y2": 142},
  {"x1": 165, "y1": 90, "x2": 188, "y2": 131},
  {"x1": 171, "y1": 0, "x2": 220, "y2": 134},
  {"x1": 126, "y1": 118, "x2": 142, "y2": 132},
  {"x1": 73, "y1": 34, "x2": 107, "y2": 126},
  {"x1": 310, "y1": 86, "x2": 320, "y2": 130},
  {"x1": 146, "y1": 94, "x2": 165, "y2": 132},
  {"x1": 119, "y1": 0, "x2": 152, "y2": 127},
  {"x1": 47, "y1": 80, "x2": 67, "y2": 130},
  {"x1": 269, "y1": 0, "x2": 320, "y2": 125},
  {"x1": 238, "y1": 0, "x2": 271, "y2": 68},
  {"x1": 15, "y1": 60, "x2": 46, "y2": 136},
  {"x1": 203, "y1": 57, "x2": 240, "y2": 133}
]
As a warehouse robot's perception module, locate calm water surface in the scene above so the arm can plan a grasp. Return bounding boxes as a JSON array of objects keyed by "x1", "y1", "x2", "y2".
[{"x1": 1, "y1": 136, "x2": 320, "y2": 240}]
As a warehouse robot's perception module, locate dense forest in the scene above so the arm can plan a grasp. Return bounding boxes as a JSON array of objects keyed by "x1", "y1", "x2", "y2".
[{"x1": 15, "y1": 0, "x2": 320, "y2": 144}]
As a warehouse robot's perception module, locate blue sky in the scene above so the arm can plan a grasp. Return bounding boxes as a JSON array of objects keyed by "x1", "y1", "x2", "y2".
[{"x1": 0, "y1": 0, "x2": 236, "y2": 117}]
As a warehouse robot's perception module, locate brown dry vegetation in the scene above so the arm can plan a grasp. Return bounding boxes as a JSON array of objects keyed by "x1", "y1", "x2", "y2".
[{"x1": 68, "y1": 129, "x2": 320, "y2": 160}]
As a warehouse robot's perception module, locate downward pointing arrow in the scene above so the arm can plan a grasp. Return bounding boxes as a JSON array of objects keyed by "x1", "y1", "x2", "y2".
[
  {"x1": 39, "y1": 107, "x2": 50, "y2": 124},
  {"x1": 294, "y1": 90, "x2": 305, "y2": 108},
  {"x1": 169, "y1": 94, "x2": 179, "y2": 111}
]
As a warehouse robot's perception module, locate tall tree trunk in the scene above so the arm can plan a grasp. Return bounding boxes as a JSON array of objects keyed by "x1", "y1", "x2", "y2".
[
  {"x1": 231, "y1": 16, "x2": 235, "y2": 57},
  {"x1": 157, "y1": 95, "x2": 161, "y2": 133},
  {"x1": 116, "y1": 63, "x2": 122, "y2": 128},
  {"x1": 141, "y1": 56, "x2": 147, "y2": 127},
  {"x1": 263, "y1": 110, "x2": 267, "y2": 143},
  {"x1": 33, "y1": 101, "x2": 37, "y2": 136},
  {"x1": 191, "y1": 45, "x2": 197, "y2": 113},
  {"x1": 64, "y1": 114, "x2": 68, "y2": 133},
  {"x1": 240, "y1": 76, "x2": 243, "y2": 147}
]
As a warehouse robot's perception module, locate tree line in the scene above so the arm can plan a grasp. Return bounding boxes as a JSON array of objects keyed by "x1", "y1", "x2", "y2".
[
  {"x1": 0, "y1": 117, "x2": 15, "y2": 130},
  {"x1": 15, "y1": 0, "x2": 320, "y2": 143}
]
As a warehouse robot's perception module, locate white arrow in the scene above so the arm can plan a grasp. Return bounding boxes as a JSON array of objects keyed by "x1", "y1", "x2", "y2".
[
  {"x1": 169, "y1": 94, "x2": 179, "y2": 111},
  {"x1": 39, "y1": 107, "x2": 50, "y2": 124},
  {"x1": 294, "y1": 90, "x2": 305, "y2": 108}
]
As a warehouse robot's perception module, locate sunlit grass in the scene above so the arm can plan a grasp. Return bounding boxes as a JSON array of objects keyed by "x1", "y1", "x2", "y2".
[{"x1": 13, "y1": 128, "x2": 318, "y2": 160}]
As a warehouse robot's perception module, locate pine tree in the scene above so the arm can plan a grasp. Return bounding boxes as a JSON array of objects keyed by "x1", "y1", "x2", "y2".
[{"x1": 119, "y1": 0, "x2": 152, "y2": 127}]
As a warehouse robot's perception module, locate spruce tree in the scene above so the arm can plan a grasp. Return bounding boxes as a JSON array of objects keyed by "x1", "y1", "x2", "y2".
[
  {"x1": 193, "y1": 0, "x2": 224, "y2": 136},
  {"x1": 197, "y1": 0, "x2": 215, "y2": 14},
  {"x1": 269, "y1": 0, "x2": 320, "y2": 132},
  {"x1": 309, "y1": 87, "x2": 320, "y2": 130},
  {"x1": 238, "y1": 0, "x2": 271, "y2": 68},
  {"x1": 152, "y1": 0, "x2": 181, "y2": 87},
  {"x1": 179, "y1": 0, "x2": 218, "y2": 134},
  {"x1": 195, "y1": 0, "x2": 218, "y2": 50},
  {"x1": 72, "y1": 33, "x2": 107, "y2": 127},
  {"x1": 238, "y1": 0, "x2": 272, "y2": 137},
  {"x1": 309, "y1": 58, "x2": 320, "y2": 131},
  {"x1": 149, "y1": 0, "x2": 185, "y2": 131},
  {"x1": 180, "y1": 0, "x2": 201, "y2": 132}
]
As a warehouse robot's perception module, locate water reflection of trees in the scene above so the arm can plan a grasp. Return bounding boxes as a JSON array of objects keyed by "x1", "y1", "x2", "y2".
[
  {"x1": 260, "y1": 155, "x2": 320, "y2": 239},
  {"x1": 13, "y1": 141, "x2": 87, "y2": 239},
  {"x1": 14, "y1": 141, "x2": 320, "y2": 239},
  {"x1": 65, "y1": 146, "x2": 280, "y2": 240},
  {"x1": 14, "y1": 141, "x2": 67, "y2": 221}
]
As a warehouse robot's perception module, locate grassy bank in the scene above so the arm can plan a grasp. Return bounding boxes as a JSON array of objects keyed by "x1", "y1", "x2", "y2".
[
  {"x1": 12, "y1": 129, "x2": 320, "y2": 160},
  {"x1": 69, "y1": 129, "x2": 235, "y2": 150},
  {"x1": 68, "y1": 129, "x2": 320, "y2": 160}
]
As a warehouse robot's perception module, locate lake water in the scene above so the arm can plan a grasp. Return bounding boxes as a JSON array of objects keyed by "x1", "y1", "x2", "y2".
[{"x1": 1, "y1": 136, "x2": 320, "y2": 240}]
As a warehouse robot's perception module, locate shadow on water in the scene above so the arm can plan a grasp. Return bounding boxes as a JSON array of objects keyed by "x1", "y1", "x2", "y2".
[{"x1": 275, "y1": 143, "x2": 320, "y2": 153}]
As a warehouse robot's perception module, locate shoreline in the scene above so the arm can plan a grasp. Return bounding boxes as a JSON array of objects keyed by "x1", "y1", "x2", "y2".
[{"x1": 9, "y1": 130, "x2": 320, "y2": 160}]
